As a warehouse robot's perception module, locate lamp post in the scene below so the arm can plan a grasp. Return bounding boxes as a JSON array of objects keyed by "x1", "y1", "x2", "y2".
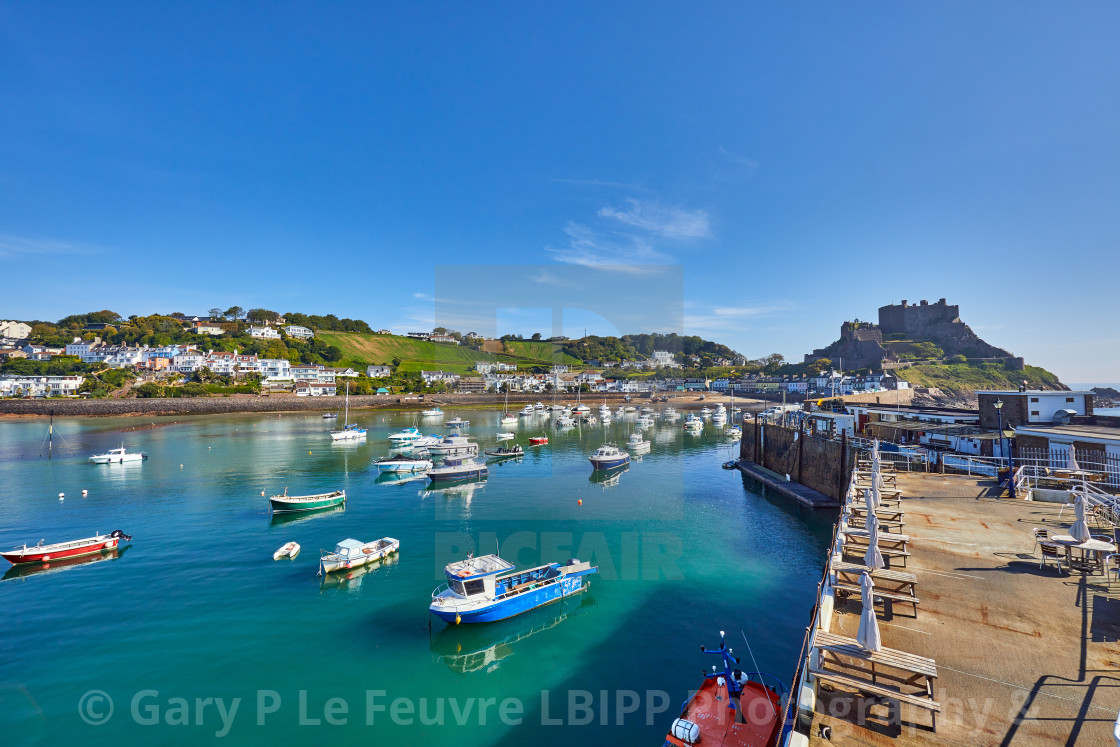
[{"x1": 994, "y1": 399, "x2": 1015, "y2": 499}]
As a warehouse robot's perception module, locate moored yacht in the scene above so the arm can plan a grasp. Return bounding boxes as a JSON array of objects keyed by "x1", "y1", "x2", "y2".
[
  {"x1": 89, "y1": 445, "x2": 146, "y2": 464},
  {"x1": 387, "y1": 427, "x2": 422, "y2": 444},
  {"x1": 427, "y1": 456, "x2": 488, "y2": 482},
  {"x1": 588, "y1": 443, "x2": 630, "y2": 470},
  {"x1": 626, "y1": 431, "x2": 651, "y2": 454},
  {"x1": 427, "y1": 435, "x2": 479, "y2": 457}
]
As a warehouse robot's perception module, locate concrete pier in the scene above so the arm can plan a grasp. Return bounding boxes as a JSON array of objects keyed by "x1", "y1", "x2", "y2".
[{"x1": 807, "y1": 473, "x2": 1120, "y2": 745}]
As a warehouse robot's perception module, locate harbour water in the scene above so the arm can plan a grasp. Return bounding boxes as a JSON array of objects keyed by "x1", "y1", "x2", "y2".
[{"x1": 0, "y1": 408, "x2": 832, "y2": 744}]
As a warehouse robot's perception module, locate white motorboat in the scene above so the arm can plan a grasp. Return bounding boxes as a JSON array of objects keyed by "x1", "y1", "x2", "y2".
[
  {"x1": 712, "y1": 409, "x2": 727, "y2": 426},
  {"x1": 89, "y1": 445, "x2": 146, "y2": 464},
  {"x1": 421, "y1": 407, "x2": 444, "y2": 417},
  {"x1": 726, "y1": 424, "x2": 742, "y2": 440},
  {"x1": 375, "y1": 454, "x2": 433, "y2": 473},
  {"x1": 534, "y1": 402, "x2": 545, "y2": 410},
  {"x1": 320, "y1": 537, "x2": 399, "y2": 575},
  {"x1": 427, "y1": 435, "x2": 479, "y2": 457},
  {"x1": 496, "y1": 432, "x2": 516, "y2": 440},
  {"x1": 500, "y1": 414, "x2": 518, "y2": 425},
  {"x1": 446, "y1": 417, "x2": 469, "y2": 427},
  {"x1": 600, "y1": 413, "x2": 612, "y2": 425},
  {"x1": 519, "y1": 407, "x2": 535, "y2": 417},
  {"x1": 330, "y1": 383, "x2": 367, "y2": 440},
  {"x1": 626, "y1": 431, "x2": 651, "y2": 454},
  {"x1": 388, "y1": 427, "x2": 423, "y2": 444},
  {"x1": 555, "y1": 415, "x2": 575, "y2": 427},
  {"x1": 598, "y1": 403, "x2": 611, "y2": 415},
  {"x1": 684, "y1": 414, "x2": 704, "y2": 430},
  {"x1": 410, "y1": 434, "x2": 444, "y2": 448},
  {"x1": 588, "y1": 443, "x2": 630, "y2": 470}
]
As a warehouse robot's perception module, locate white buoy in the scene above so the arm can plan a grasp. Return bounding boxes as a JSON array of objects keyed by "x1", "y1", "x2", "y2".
[
  {"x1": 82, "y1": 489, "x2": 88, "y2": 497},
  {"x1": 59, "y1": 492, "x2": 65, "y2": 500}
]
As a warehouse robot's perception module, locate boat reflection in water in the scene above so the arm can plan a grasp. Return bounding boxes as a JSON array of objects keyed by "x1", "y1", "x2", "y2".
[
  {"x1": 2, "y1": 545, "x2": 130, "y2": 583},
  {"x1": 588, "y1": 464, "x2": 629, "y2": 488},
  {"x1": 430, "y1": 594, "x2": 597, "y2": 675},
  {"x1": 375, "y1": 471, "x2": 429, "y2": 487},
  {"x1": 269, "y1": 504, "x2": 345, "y2": 527},
  {"x1": 319, "y1": 552, "x2": 398, "y2": 594},
  {"x1": 419, "y1": 476, "x2": 487, "y2": 502}
]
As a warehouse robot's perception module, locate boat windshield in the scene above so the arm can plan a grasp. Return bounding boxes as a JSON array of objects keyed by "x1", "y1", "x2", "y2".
[{"x1": 449, "y1": 578, "x2": 485, "y2": 596}]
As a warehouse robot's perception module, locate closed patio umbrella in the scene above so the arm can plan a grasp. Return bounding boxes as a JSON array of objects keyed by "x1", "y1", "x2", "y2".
[
  {"x1": 865, "y1": 513, "x2": 886, "y2": 570},
  {"x1": 1067, "y1": 445, "x2": 1080, "y2": 472},
  {"x1": 1070, "y1": 488, "x2": 1091, "y2": 543},
  {"x1": 856, "y1": 571, "x2": 881, "y2": 652}
]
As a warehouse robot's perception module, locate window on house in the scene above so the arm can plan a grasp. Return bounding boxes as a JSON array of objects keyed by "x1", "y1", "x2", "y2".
[
  {"x1": 1031, "y1": 411, "x2": 1039, "y2": 416},
  {"x1": 1066, "y1": 397, "x2": 1074, "y2": 402},
  {"x1": 1030, "y1": 397, "x2": 1038, "y2": 403}
]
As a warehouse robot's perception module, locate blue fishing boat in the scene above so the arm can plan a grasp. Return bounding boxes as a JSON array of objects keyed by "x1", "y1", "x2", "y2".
[
  {"x1": 429, "y1": 554, "x2": 598, "y2": 624},
  {"x1": 588, "y1": 443, "x2": 630, "y2": 470}
]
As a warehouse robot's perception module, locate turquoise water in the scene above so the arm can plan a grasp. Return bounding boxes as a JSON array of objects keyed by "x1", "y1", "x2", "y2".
[{"x1": 0, "y1": 408, "x2": 833, "y2": 744}]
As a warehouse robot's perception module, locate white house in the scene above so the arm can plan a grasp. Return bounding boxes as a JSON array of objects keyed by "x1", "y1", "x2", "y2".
[
  {"x1": 192, "y1": 323, "x2": 225, "y2": 336},
  {"x1": 291, "y1": 365, "x2": 336, "y2": 384},
  {"x1": 0, "y1": 321, "x2": 32, "y2": 339},
  {"x1": 258, "y1": 358, "x2": 291, "y2": 381},
  {"x1": 65, "y1": 337, "x2": 96, "y2": 359},
  {"x1": 173, "y1": 351, "x2": 206, "y2": 373},
  {"x1": 248, "y1": 326, "x2": 281, "y2": 340},
  {"x1": 366, "y1": 364, "x2": 391, "y2": 378},
  {"x1": 294, "y1": 381, "x2": 337, "y2": 397},
  {"x1": 283, "y1": 325, "x2": 314, "y2": 340},
  {"x1": 421, "y1": 370, "x2": 461, "y2": 386},
  {"x1": 0, "y1": 375, "x2": 84, "y2": 397},
  {"x1": 22, "y1": 344, "x2": 63, "y2": 361},
  {"x1": 648, "y1": 350, "x2": 679, "y2": 367}
]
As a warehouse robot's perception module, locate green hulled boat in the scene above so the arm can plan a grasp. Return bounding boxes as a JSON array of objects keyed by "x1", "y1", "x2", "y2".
[{"x1": 268, "y1": 489, "x2": 346, "y2": 513}]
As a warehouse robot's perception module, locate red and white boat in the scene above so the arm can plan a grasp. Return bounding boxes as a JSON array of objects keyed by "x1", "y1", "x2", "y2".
[
  {"x1": 529, "y1": 436, "x2": 549, "y2": 446},
  {"x1": 664, "y1": 631, "x2": 787, "y2": 747},
  {"x1": 2, "y1": 530, "x2": 132, "y2": 566}
]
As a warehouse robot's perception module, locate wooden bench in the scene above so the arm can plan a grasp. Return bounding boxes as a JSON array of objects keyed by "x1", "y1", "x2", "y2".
[
  {"x1": 832, "y1": 561, "x2": 917, "y2": 584},
  {"x1": 843, "y1": 512, "x2": 905, "y2": 532},
  {"x1": 809, "y1": 667, "x2": 940, "y2": 730},
  {"x1": 833, "y1": 581, "x2": 920, "y2": 616}
]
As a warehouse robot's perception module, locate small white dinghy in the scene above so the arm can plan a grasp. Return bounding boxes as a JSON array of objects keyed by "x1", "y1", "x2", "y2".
[
  {"x1": 273, "y1": 542, "x2": 300, "y2": 560},
  {"x1": 319, "y1": 537, "x2": 399, "y2": 575}
]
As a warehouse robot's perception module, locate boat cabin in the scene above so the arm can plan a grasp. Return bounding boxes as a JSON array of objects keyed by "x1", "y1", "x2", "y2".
[
  {"x1": 443, "y1": 554, "x2": 515, "y2": 598},
  {"x1": 333, "y1": 539, "x2": 365, "y2": 558}
]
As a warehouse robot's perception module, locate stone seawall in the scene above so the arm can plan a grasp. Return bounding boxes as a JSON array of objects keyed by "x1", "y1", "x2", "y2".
[
  {"x1": 0, "y1": 392, "x2": 653, "y2": 418},
  {"x1": 739, "y1": 420, "x2": 853, "y2": 503}
]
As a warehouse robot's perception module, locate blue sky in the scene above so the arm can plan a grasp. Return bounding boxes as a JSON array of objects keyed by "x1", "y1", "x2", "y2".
[{"x1": 1, "y1": 3, "x2": 1118, "y2": 380}]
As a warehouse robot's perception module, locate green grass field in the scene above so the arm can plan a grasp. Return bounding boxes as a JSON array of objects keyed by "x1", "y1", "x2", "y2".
[
  {"x1": 315, "y1": 332, "x2": 581, "y2": 375},
  {"x1": 501, "y1": 340, "x2": 582, "y2": 365},
  {"x1": 894, "y1": 362, "x2": 1062, "y2": 392}
]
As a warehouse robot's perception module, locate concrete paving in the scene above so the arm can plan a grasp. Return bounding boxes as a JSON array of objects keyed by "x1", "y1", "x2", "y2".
[{"x1": 808, "y1": 472, "x2": 1120, "y2": 746}]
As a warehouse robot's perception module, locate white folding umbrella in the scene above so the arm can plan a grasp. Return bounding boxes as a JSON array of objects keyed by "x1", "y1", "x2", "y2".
[
  {"x1": 864, "y1": 512, "x2": 886, "y2": 570},
  {"x1": 1067, "y1": 445, "x2": 1080, "y2": 472},
  {"x1": 856, "y1": 571, "x2": 881, "y2": 651},
  {"x1": 1069, "y1": 488, "x2": 1091, "y2": 543}
]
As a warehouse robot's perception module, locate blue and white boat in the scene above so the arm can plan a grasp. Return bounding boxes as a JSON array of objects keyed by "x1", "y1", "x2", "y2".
[
  {"x1": 387, "y1": 427, "x2": 422, "y2": 444},
  {"x1": 430, "y1": 554, "x2": 598, "y2": 624},
  {"x1": 375, "y1": 454, "x2": 433, "y2": 473},
  {"x1": 427, "y1": 456, "x2": 488, "y2": 482},
  {"x1": 446, "y1": 417, "x2": 469, "y2": 427},
  {"x1": 588, "y1": 443, "x2": 630, "y2": 470}
]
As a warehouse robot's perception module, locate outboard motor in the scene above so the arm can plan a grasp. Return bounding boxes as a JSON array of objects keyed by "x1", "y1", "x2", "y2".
[{"x1": 110, "y1": 529, "x2": 132, "y2": 542}]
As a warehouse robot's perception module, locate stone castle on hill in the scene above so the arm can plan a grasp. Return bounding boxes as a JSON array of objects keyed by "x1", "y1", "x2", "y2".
[{"x1": 805, "y1": 298, "x2": 1024, "y2": 372}]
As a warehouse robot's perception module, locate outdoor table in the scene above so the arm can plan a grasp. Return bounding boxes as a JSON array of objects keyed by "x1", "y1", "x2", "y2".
[
  {"x1": 1048, "y1": 535, "x2": 1117, "y2": 574},
  {"x1": 843, "y1": 507, "x2": 905, "y2": 531}
]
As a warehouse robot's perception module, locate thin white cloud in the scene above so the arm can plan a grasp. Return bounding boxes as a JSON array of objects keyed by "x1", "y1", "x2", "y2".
[
  {"x1": 597, "y1": 199, "x2": 711, "y2": 239},
  {"x1": 684, "y1": 303, "x2": 793, "y2": 335},
  {"x1": 717, "y1": 145, "x2": 759, "y2": 173},
  {"x1": 0, "y1": 233, "x2": 104, "y2": 258},
  {"x1": 546, "y1": 222, "x2": 674, "y2": 271}
]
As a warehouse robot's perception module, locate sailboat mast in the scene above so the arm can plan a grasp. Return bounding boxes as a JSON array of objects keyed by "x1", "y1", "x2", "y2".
[{"x1": 48, "y1": 411, "x2": 54, "y2": 459}]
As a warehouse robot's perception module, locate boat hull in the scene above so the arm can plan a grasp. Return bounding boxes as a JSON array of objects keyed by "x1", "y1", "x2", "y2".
[
  {"x1": 89, "y1": 455, "x2": 144, "y2": 464},
  {"x1": 428, "y1": 467, "x2": 488, "y2": 482},
  {"x1": 431, "y1": 574, "x2": 588, "y2": 624},
  {"x1": 589, "y1": 455, "x2": 630, "y2": 470},
  {"x1": 269, "y1": 493, "x2": 346, "y2": 513},
  {"x1": 376, "y1": 461, "x2": 431, "y2": 473},
  {"x1": 3, "y1": 537, "x2": 119, "y2": 565},
  {"x1": 320, "y1": 542, "x2": 399, "y2": 574},
  {"x1": 330, "y1": 430, "x2": 367, "y2": 441}
]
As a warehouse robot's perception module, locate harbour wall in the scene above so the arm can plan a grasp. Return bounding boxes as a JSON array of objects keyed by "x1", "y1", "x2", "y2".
[{"x1": 739, "y1": 420, "x2": 854, "y2": 503}]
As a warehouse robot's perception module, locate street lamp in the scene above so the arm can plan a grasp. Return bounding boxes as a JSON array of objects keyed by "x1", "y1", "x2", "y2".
[{"x1": 993, "y1": 399, "x2": 1015, "y2": 499}]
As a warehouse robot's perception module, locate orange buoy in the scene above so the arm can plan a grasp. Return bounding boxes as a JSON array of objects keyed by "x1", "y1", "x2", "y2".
[{"x1": 578, "y1": 499, "x2": 583, "y2": 506}]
